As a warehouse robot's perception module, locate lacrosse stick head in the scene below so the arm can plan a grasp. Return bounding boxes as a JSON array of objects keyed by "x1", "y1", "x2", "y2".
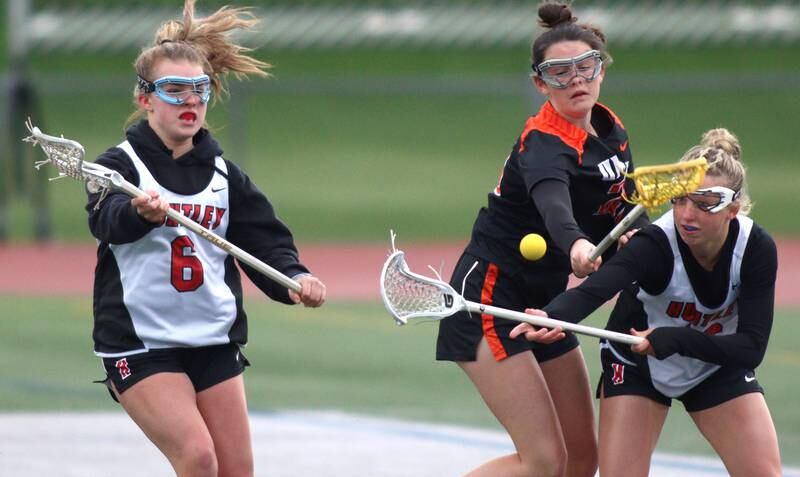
[
  {"x1": 23, "y1": 119, "x2": 112, "y2": 194},
  {"x1": 625, "y1": 158, "x2": 708, "y2": 210},
  {"x1": 380, "y1": 249, "x2": 463, "y2": 326}
]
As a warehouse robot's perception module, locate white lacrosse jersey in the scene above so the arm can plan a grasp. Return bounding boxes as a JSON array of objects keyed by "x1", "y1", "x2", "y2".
[
  {"x1": 638, "y1": 212, "x2": 753, "y2": 397},
  {"x1": 101, "y1": 141, "x2": 237, "y2": 355}
]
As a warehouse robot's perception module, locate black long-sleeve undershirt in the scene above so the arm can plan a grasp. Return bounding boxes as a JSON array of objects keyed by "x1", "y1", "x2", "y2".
[
  {"x1": 531, "y1": 179, "x2": 650, "y2": 257},
  {"x1": 542, "y1": 220, "x2": 777, "y2": 369},
  {"x1": 87, "y1": 121, "x2": 309, "y2": 304},
  {"x1": 531, "y1": 180, "x2": 586, "y2": 256}
]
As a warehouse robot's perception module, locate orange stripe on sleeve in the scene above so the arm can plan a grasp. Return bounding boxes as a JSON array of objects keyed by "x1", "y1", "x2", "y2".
[{"x1": 480, "y1": 263, "x2": 508, "y2": 361}]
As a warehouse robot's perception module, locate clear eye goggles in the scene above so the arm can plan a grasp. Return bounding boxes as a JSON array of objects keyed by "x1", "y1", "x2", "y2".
[
  {"x1": 670, "y1": 186, "x2": 740, "y2": 214},
  {"x1": 137, "y1": 74, "x2": 212, "y2": 105},
  {"x1": 532, "y1": 50, "x2": 603, "y2": 89}
]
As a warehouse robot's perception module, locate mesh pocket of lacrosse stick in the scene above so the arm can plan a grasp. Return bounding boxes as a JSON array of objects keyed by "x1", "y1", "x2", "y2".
[
  {"x1": 24, "y1": 119, "x2": 86, "y2": 180},
  {"x1": 380, "y1": 248, "x2": 463, "y2": 326},
  {"x1": 23, "y1": 119, "x2": 114, "y2": 199},
  {"x1": 624, "y1": 157, "x2": 709, "y2": 209}
]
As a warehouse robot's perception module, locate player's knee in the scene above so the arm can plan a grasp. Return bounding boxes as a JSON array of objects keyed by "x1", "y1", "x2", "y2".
[
  {"x1": 562, "y1": 430, "x2": 598, "y2": 477},
  {"x1": 525, "y1": 458, "x2": 567, "y2": 477},
  {"x1": 522, "y1": 445, "x2": 568, "y2": 477},
  {"x1": 566, "y1": 449, "x2": 598, "y2": 477},
  {"x1": 175, "y1": 441, "x2": 218, "y2": 477}
]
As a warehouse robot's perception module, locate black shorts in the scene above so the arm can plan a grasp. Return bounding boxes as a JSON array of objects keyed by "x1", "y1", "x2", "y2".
[
  {"x1": 98, "y1": 343, "x2": 249, "y2": 402},
  {"x1": 436, "y1": 252, "x2": 578, "y2": 363},
  {"x1": 597, "y1": 340, "x2": 763, "y2": 412}
]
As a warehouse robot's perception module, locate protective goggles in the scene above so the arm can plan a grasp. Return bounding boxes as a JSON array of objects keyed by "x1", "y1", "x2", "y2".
[
  {"x1": 137, "y1": 74, "x2": 212, "y2": 105},
  {"x1": 670, "y1": 186, "x2": 740, "y2": 214},
  {"x1": 532, "y1": 50, "x2": 603, "y2": 89}
]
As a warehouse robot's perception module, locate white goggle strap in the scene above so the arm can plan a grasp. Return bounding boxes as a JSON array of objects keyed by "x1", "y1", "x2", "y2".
[{"x1": 692, "y1": 186, "x2": 740, "y2": 213}]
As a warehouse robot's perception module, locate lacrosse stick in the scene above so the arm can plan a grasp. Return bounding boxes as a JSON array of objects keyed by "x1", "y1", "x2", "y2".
[
  {"x1": 380, "y1": 232, "x2": 644, "y2": 346},
  {"x1": 22, "y1": 119, "x2": 301, "y2": 293},
  {"x1": 589, "y1": 158, "x2": 708, "y2": 261}
]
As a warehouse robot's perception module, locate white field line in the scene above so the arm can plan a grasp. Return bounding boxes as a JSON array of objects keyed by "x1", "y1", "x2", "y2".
[{"x1": 1, "y1": 411, "x2": 799, "y2": 477}]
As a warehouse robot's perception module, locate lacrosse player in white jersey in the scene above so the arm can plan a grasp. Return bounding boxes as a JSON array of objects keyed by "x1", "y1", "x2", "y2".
[
  {"x1": 87, "y1": 2, "x2": 325, "y2": 476},
  {"x1": 512, "y1": 128, "x2": 781, "y2": 477}
]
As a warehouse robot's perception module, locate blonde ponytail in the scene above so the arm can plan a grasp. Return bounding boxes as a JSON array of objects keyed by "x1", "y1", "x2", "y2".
[{"x1": 680, "y1": 128, "x2": 752, "y2": 215}]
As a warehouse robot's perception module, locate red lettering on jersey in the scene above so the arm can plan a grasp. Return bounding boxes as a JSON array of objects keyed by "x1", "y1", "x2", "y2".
[
  {"x1": 705, "y1": 323, "x2": 723, "y2": 336},
  {"x1": 200, "y1": 205, "x2": 215, "y2": 229},
  {"x1": 115, "y1": 358, "x2": 132, "y2": 380},
  {"x1": 212, "y1": 208, "x2": 226, "y2": 230},
  {"x1": 703, "y1": 303, "x2": 736, "y2": 328},
  {"x1": 596, "y1": 178, "x2": 626, "y2": 219},
  {"x1": 190, "y1": 204, "x2": 202, "y2": 222},
  {"x1": 611, "y1": 363, "x2": 625, "y2": 385},
  {"x1": 179, "y1": 203, "x2": 194, "y2": 221},
  {"x1": 665, "y1": 300, "x2": 736, "y2": 333},
  {"x1": 596, "y1": 196, "x2": 623, "y2": 218},
  {"x1": 723, "y1": 302, "x2": 736, "y2": 318},
  {"x1": 681, "y1": 302, "x2": 702, "y2": 326},
  {"x1": 607, "y1": 179, "x2": 625, "y2": 195},
  {"x1": 165, "y1": 203, "x2": 181, "y2": 227},
  {"x1": 700, "y1": 310, "x2": 720, "y2": 328},
  {"x1": 163, "y1": 203, "x2": 227, "y2": 230},
  {"x1": 666, "y1": 301, "x2": 683, "y2": 318}
]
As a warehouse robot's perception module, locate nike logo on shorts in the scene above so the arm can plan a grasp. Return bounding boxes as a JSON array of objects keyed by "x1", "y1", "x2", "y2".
[
  {"x1": 212, "y1": 186, "x2": 227, "y2": 193},
  {"x1": 745, "y1": 374, "x2": 756, "y2": 383}
]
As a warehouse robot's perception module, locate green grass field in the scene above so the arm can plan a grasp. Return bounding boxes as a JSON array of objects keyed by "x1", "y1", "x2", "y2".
[
  {"x1": 2, "y1": 10, "x2": 797, "y2": 473},
  {"x1": 1, "y1": 296, "x2": 799, "y2": 465},
  {"x1": 3, "y1": 46, "x2": 799, "y2": 242}
]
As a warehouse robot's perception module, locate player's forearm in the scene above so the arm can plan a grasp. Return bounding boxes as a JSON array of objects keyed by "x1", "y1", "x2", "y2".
[
  {"x1": 227, "y1": 167, "x2": 309, "y2": 301},
  {"x1": 87, "y1": 192, "x2": 157, "y2": 244},
  {"x1": 531, "y1": 180, "x2": 588, "y2": 255},
  {"x1": 543, "y1": 259, "x2": 634, "y2": 323},
  {"x1": 648, "y1": 327, "x2": 767, "y2": 369}
]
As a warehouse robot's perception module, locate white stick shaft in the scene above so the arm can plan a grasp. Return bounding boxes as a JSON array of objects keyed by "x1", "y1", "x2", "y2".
[
  {"x1": 589, "y1": 204, "x2": 646, "y2": 262},
  {"x1": 465, "y1": 301, "x2": 644, "y2": 346},
  {"x1": 113, "y1": 177, "x2": 302, "y2": 293},
  {"x1": 25, "y1": 124, "x2": 298, "y2": 293}
]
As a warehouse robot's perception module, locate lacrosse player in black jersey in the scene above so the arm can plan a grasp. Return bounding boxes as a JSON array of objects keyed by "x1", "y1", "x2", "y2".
[
  {"x1": 435, "y1": 2, "x2": 649, "y2": 476},
  {"x1": 87, "y1": 2, "x2": 325, "y2": 476},
  {"x1": 512, "y1": 128, "x2": 781, "y2": 477}
]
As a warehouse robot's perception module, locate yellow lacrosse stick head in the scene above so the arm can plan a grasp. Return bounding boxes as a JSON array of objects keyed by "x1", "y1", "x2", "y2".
[{"x1": 624, "y1": 158, "x2": 709, "y2": 210}]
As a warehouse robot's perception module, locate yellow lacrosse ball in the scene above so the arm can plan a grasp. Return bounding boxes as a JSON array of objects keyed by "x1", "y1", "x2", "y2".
[{"x1": 519, "y1": 233, "x2": 547, "y2": 261}]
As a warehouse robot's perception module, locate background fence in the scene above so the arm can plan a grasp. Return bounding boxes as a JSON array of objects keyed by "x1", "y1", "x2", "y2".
[
  {"x1": 2, "y1": 1, "x2": 800, "y2": 470},
  {"x1": 15, "y1": 2, "x2": 800, "y2": 54},
  {"x1": 2, "y1": 1, "x2": 799, "y2": 242}
]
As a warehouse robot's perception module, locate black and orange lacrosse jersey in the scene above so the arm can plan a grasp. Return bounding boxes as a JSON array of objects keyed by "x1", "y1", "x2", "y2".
[{"x1": 464, "y1": 100, "x2": 641, "y2": 275}]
